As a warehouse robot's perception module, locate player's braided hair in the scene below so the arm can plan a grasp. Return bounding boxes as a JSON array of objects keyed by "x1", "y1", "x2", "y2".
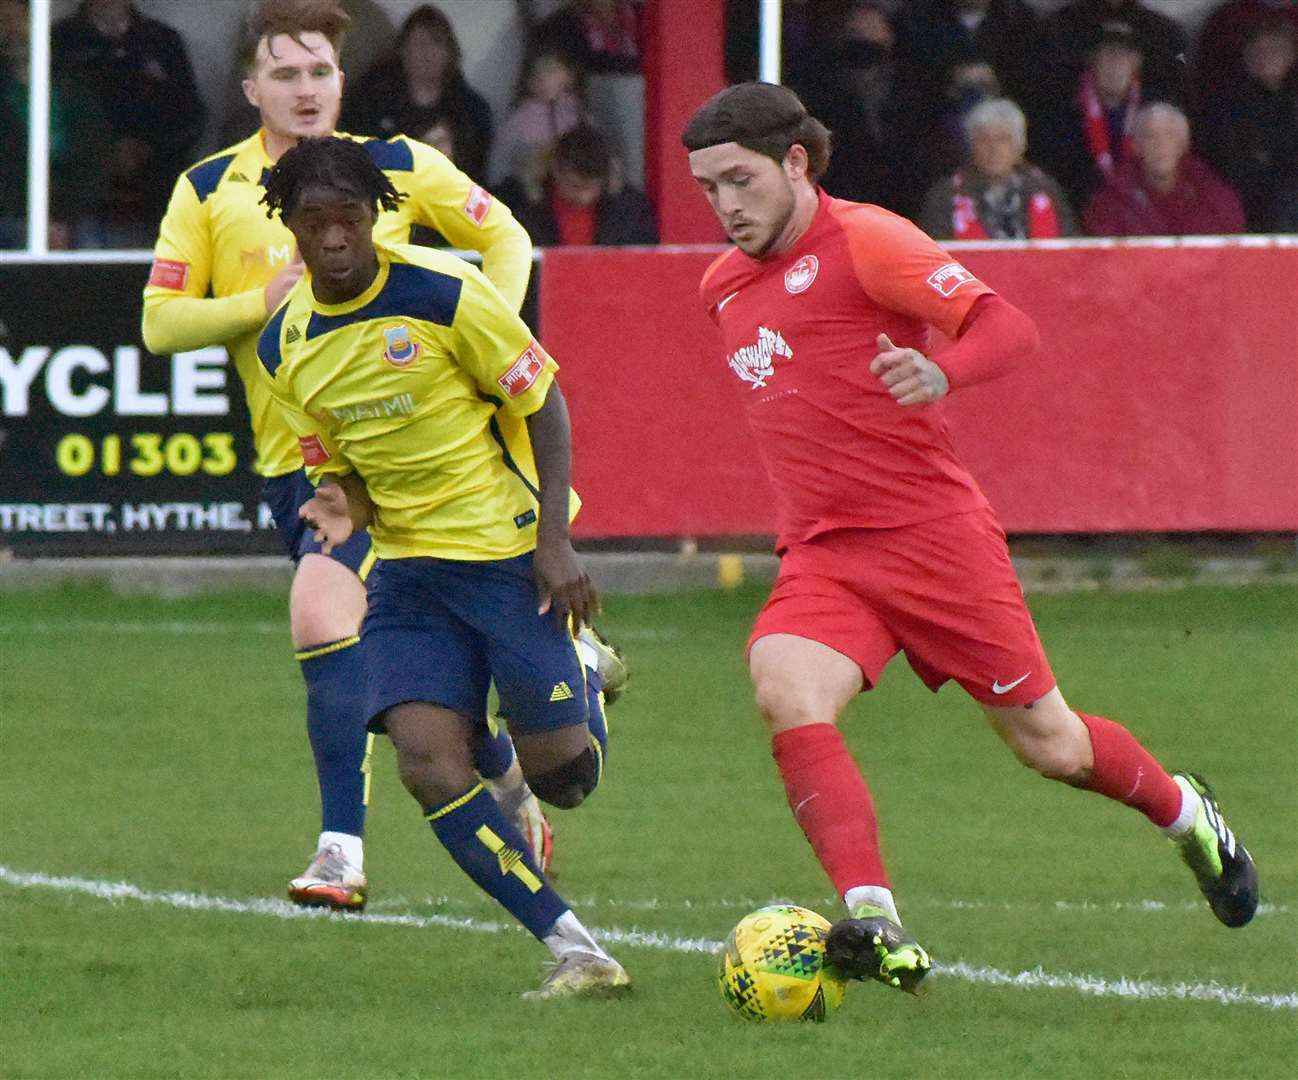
[{"x1": 261, "y1": 136, "x2": 408, "y2": 219}]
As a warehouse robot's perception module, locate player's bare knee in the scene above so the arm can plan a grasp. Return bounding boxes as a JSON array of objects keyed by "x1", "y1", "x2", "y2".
[
  {"x1": 753, "y1": 677, "x2": 830, "y2": 733},
  {"x1": 385, "y1": 705, "x2": 477, "y2": 806},
  {"x1": 529, "y1": 746, "x2": 600, "y2": 809},
  {"x1": 393, "y1": 743, "x2": 475, "y2": 807}
]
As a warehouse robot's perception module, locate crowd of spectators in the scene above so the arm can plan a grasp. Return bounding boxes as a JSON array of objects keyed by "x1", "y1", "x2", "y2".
[
  {"x1": 748, "y1": 0, "x2": 1298, "y2": 239},
  {"x1": 2, "y1": 0, "x2": 1296, "y2": 250}
]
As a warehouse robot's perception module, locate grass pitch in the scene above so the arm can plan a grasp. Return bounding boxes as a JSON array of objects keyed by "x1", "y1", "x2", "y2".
[{"x1": 2, "y1": 581, "x2": 1295, "y2": 1079}]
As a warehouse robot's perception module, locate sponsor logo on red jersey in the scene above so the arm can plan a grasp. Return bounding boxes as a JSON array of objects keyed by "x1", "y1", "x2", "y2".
[
  {"x1": 784, "y1": 254, "x2": 819, "y2": 295},
  {"x1": 148, "y1": 258, "x2": 189, "y2": 291},
  {"x1": 926, "y1": 261, "x2": 978, "y2": 297},
  {"x1": 464, "y1": 184, "x2": 493, "y2": 225},
  {"x1": 727, "y1": 326, "x2": 792, "y2": 389},
  {"x1": 298, "y1": 435, "x2": 330, "y2": 465},
  {"x1": 498, "y1": 343, "x2": 546, "y2": 398}
]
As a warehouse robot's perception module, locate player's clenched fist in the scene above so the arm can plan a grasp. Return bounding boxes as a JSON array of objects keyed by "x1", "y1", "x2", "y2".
[{"x1": 870, "y1": 333, "x2": 950, "y2": 406}]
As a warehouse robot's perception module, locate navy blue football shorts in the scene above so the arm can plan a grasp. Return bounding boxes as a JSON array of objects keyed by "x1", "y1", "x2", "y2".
[
  {"x1": 362, "y1": 553, "x2": 590, "y2": 735},
  {"x1": 262, "y1": 469, "x2": 374, "y2": 579}
]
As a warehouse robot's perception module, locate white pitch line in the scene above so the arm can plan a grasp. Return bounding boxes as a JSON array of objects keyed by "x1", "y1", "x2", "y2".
[
  {"x1": 488, "y1": 895, "x2": 1291, "y2": 918},
  {"x1": 2, "y1": 866, "x2": 1293, "y2": 1011}
]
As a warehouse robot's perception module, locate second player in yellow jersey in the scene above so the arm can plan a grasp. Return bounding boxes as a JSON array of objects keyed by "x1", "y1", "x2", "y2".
[{"x1": 143, "y1": 127, "x2": 529, "y2": 479}]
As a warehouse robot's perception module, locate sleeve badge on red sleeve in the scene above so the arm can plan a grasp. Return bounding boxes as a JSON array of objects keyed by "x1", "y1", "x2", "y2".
[
  {"x1": 148, "y1": 258, "x2": 190, "y2": 290},
  {"x1": 498, "y1": 342, "x2": 547, "y2": 398},
  {"x1": 463, "y1": 184, "x2": 493, "y2": 225},
  {"x1": 926, "y1": 261, "x2": 978, "y2": 297},
  {"x1": 298, "y1": 435, "x2": 330, "y2": 466}
]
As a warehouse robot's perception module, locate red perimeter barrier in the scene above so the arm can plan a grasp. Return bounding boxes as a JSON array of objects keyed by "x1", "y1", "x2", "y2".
[{"x1": 540, "y1": 243, "x2": 1298, "y2": 537}]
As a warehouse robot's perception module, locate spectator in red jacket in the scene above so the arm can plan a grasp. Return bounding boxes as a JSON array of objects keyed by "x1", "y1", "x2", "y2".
[{"x1": 1083, "y1": 103, "x2": 1246, "y2": 236}]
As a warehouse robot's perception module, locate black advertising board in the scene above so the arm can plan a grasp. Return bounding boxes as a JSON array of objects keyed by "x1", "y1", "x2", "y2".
[{"x1": 0, "y1": 260, "x2": 278, "y2": 556}]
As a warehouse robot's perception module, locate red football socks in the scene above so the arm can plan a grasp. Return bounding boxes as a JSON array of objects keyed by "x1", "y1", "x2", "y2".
[
  {"x1": 1077, "y1": 712, "x2": 1182, "y2": 827},
  {"x1": 771, "y1": 723, "x2": 890, "y2": 894}
]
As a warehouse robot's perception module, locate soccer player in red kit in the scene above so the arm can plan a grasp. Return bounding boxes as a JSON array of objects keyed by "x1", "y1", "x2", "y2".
[{"x1": 684, "y1": 82, "x2": 1259, "y2": 995}]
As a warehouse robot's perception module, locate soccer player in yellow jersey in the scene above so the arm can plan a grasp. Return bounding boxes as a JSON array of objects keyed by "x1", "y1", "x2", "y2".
[
  {"x1": 141, "y1": 0, "x2": 624, "y2": 909},
  {"x1": 256, "y1": 136, "x2": 628, "y2": 998}
]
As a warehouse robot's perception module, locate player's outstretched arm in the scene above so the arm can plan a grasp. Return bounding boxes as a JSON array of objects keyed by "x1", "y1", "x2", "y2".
[{"x1": 525, "y1": 383, "x2": 598, "y2": 629}]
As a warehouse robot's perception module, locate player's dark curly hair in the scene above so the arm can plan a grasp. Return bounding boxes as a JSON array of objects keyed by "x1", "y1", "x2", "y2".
[
  {"x1": 683, "y1": 82, "x2": 832, "y2": 181},
  {"x1": 261, "y1": 137, "x2": 408, "y2": 219}
]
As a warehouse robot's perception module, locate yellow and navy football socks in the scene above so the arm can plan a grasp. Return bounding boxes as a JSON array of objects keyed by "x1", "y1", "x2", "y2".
[
  {"x1": 425, "y1": 783, "x2": 568, "y2": 939},
  {"x1": 297, "y1": 636, "x2": 369, "y2": 837}
]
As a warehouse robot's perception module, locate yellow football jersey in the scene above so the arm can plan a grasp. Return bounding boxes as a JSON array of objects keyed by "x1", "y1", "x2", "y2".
[
  {"x1": 257, "y1": 243, "x2": 577, "y2": 561},
  {"x1": 142, "y1": 129, "x2": 532, "y2": 478}
]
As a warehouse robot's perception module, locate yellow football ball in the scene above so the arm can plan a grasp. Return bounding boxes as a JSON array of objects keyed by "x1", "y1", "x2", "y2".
[{"x1": 718, "y1": 904, "x2": 848, "y2": 1022}]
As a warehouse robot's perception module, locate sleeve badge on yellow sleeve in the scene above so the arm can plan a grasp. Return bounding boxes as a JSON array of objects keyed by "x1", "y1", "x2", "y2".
[
  {"x1": 498, "y1": 342, "x2": 546, "y2": 398},
  {"x1": 463, "y1": 184, "x2": 493, "y2": 225},
  {"x1": 299, "y1": 435, "x2": 331, "y2": 465},
  {"x1": 148, "y1": 258, "x2": 190, "y2": 290}
]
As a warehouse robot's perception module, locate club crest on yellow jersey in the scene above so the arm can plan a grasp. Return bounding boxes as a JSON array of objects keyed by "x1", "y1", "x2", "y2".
[{"x1": 381, "y1": 323, "x2": 421, "y2": 368}]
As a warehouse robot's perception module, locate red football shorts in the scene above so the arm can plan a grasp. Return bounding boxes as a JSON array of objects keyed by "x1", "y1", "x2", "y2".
[{"x1": 748, "y1": 507, "x2": 1056, "y2": 706}]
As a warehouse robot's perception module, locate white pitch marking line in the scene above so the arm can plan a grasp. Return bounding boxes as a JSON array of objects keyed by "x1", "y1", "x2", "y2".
[
  {"x1": 367, "y1": 894, "x2": 1291, "y2": 918},
  {"x1": 2, "y1": 866, "x2": 1293, "y2": 1011}
]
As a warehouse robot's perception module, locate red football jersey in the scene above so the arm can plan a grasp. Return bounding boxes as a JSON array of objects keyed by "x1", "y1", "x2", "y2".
[{"x1": 700, "y1": 189, "x2": 996, "y2": 550}]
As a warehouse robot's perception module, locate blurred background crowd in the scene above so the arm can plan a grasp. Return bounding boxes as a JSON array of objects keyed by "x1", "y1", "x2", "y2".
[{"x1": 2, "y1": 0, "x2": 1297, "y2": 252}]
